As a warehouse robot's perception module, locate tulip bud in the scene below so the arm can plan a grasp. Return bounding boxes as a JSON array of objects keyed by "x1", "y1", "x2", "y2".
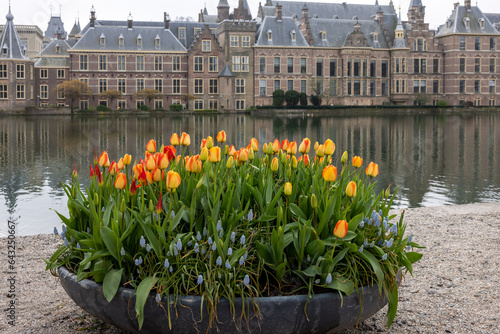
[
  {"x1": 352, "y1": 156, "x2": 363, "y2": 168},
  {"x1": 114, "y1": 172, "x2": 127, "y2": 190},
  {"x1": 120, "y1": 198, "x2": 126, "y2": 213},
  {"x1": 123, "y1": 154, "x2": 132, "y2": 166},
  {"x1": 315, "y1": 144, "x2": 325, "y2": 157},
  {"x1": 291, "y1": 155, "x2": 298, "y2": 169},
  {"x1": 209, "y1": 147, "x2": 221, "y2": 162},
  {"x1": 385, "y1": 183, "x2": 392, "y2": 198},
  {"x1": 170, "y1": 133, "x2": 180, "y2": 146},
  {"x1": 200, "y1": 147, "x2": 209, "y2": 161},
  {"x1": 284, "y1": 182, "x2": 292, "y2": 196},
  {"x1": 341, "y1": 151, "x2": 348, "y2": 164},
  {"x1": 72, "y1": 162, "x2": 78, "y2": 179},
  {"x1": 146, "y1": 139, "x2": 157, "y2": 153},
  {"x1": 196, "y1": 175, "x2": 204, "y2": 189},
  {"x1": 314, "y1": 141, "x2": 319, "y2": 151},
  {"x1": 224, "y1": 144, "x2": 229, "y2": 155},
  {"x1": 226, "y1": 156, "x2": 234, "y2": 168},
  {"x1": 311, "y1": 194, "x2": 318, "y2": 209},
  {"x1": 248, "y1": 148, "x2": 255, "y2": 160},
  {"x1": 334, "y1": 220, "x2": 348, "y2": 238},
  {"x1": 93, "y1": 149, "x2": 98, "y2": 166},
  {"x1": 278, "y1": 206, "x2": 283, "y2": 224},
  {"x1": 324, "y1": 139, "x2": 335, "y2": 156},
  {"x1": 149, "y1": 199, "x2": 154, "y2": 212},
  {"x1": 365, "y1": 161, "x2": 380, "y2": 178},
  {"x1": 217, "y1": 130, "x2": 227, "y2": 143},
  {"x1": 180, "y1": 132, "x2": 191, "y2": 146},
  {"x1": 263, "y1": 143, "x2": 268, "y2": 154},
  {"x1": 299, "y1": 138, "x2": 311, "y2": 154},
  {"x1": 206, "y1": 136, "x2": 214, "y2": 149},
  {"x1": 93, "y1": 193, "x2": 99, "y2": 206},
  {"x1": 118, "y1": 158, "x2": 125, "y2": 170},
  {"x1": 130, "y1": 179, "x2": 137, "y2": 196},
  {"x1": 271, "y1": 157, "x2": 279, "y2": 172},
  {"x1": 250, "y1": 138, "x2": 259, "y2": 152},
  {"x1": 156, "y1": 193, "x2": 163, "y2": 215},
  {"x1": 346, "y1": 181, "x2": 357, "y2": 198},
  {"x1": 280, "y1": 150, "x2": 287, "y2": 164}
]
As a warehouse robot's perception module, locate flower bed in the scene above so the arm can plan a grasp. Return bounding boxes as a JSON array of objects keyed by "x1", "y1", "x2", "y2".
[{"x1": 45, "y1": 131, "x2": 423, "y2": 330}]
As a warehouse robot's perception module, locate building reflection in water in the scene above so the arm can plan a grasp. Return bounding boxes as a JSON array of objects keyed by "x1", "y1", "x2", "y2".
[{"x1": 0, "y1": 111, "x2": 498, "y2": 236}]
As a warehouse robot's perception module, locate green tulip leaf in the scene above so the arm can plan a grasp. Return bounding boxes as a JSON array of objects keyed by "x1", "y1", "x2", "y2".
[{"x1": 103, "y1": 268, "x2": 124, "y2": 302}]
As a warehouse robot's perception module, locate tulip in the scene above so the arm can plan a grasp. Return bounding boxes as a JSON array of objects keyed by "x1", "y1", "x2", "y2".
[
  {"x1": 334, "y1": 220, "x2": 348, "y2": 238},
  {"x1": 284, "y1": 182, "x2": 292, "y2": 196},
  {"x1": 117, "y1": 158, "x2": 125, "y2": 170},
  {"x1": 365, "y1": 161, "x2": 379, "y2": 178},
  {"x1": 98, "y1": 151, "x2": 110, "y2": 168},
  {"x1": 123, "y1": 154, "x2": 132, "y2": 166},
  {"x1": 114, "y1": 173, "x2": 127, "y2": 190},
  {"x1": 385, "y1": 183, "x2": 392, "y2": 198},
  {"x1": 146, "y1": 171, "x2": 153, "y2": 184},
  {"x1": 185, "y1": 156, "x2": 195, "y2": 172},
  {"x1": 156, "y1": 193, "x2": 163, "y2": 214},
  {"x1": 145, "y1": 155, "x2": 156, "y2": 171},
  {"x1": 311, "y1": 194, "x2": 318, "y2": 209},
  {"x1": 341, "y1": 151, "x2": 348, "y2": 164},
  {"x1": 130, "y1": 179, "x2": 137, "y2": 195},
  {"x1": 180, "y1": 132, "x2": 190, "y2": 146},
  {"x1": 166, "y1": 171, "x2": 181, "y2": 191},
  {"x1": 281, "y1": 139, "x2": 289, "y2": 151},
  {"x1": 200, "y1": 138, "x2": 207, "y2": 150},
  {"x1": 72, "y1": 163, "x2": 78, "y2": 179},
  {"x1": 272, "y1": 139, "x2": 280, "y2": 154},
  {"x1": 96, "y1": 167, "x2": 104, "y2": 186},
  {"x1": 315, "y1": 144, "x2": 325, "y2": 157},
  {"x1": 200, "y1": 147, "x2": 209, "y2": 161},
  {"x1": 262, "y1": 143, "x2": 268, "y2": 154},
  {"x1": 287, "y1": 141, "x2": 297, "y2": 155},
  {"x1": 352, "y1": 156, "x2": 363, "y2": 168},
  {"x1": 93, "y1": 149, "x2": 98, "y2": 166},
  {"x1": 291, "y1": 155, "x2": 298, "y2": 169},
  {"x1": 153, "y1": 167, "x2": 163, "y2": 182},
  {"x1": 299, "y1": 138, "x2": 311, "y2": 154},
  {"x1": 226, "y1": 156, "x2": 234, "y2": 168},
  {"x1": 250, "y1": 138, "x2": 259, "y2": 152},
  {"x1": 175, "y1": 155, "x2": 181, "y2": 164},
  {"x1": 314, "y1": 141, "x2": 319, "y2": 151},
  {"x1": 163, "y1": 146, "x2": 176, "y2": 162},
  {"x1": 228, "y1": 145, "x2": 236, "y2": 156},
  {"x1": 238, "y1": 148, "x2": 249, "y2": 162},
  {"x1": 217, "y1": 130, "x2": 227, "y2": 143},
  {"x1": 206, "y1": 136, "x2": 214, "y2": 149},
  {"x1": 346, "y1": 181, "x2": 357, "y2": 198},
  {"x1": 195, "y1": 159, "x2": 202, "y2": 173},
  {"x1": 322, "y1": 165, "x2": 338, "y2": 182},
  {"x1": 248, "y1": 148, "x2": 255, "y2": 160},
  {"x1": 90, "y1": 165, "x2": 95, "y2": 178},
  {"x1": 209, "y1": 147, "x2": 221, "y2": 163},
  {"x1": 298, "y1": 154, "x2": 309, "y2": 167},
  {"x1": 324, "y1": 139, "x2": 335, "y2": 155},
  {"x1": 170, "y1": 133, "x2": 180, "y2": 146},
  {"x1": 266, "y1": 142, "x2": 274, "y2": 155},
  {"x1": 146, "y1": 139, "x2": 156, "y2": 153},
  {"x1": 108, "y1": 161, "x2": 119, "y2": 175},
  {"x1": 157, "y1": 153, "x2": 169, "y2": 170},
  {"x1": 271, "y1": 157, "x2": 279, "y2": 172},
  {"x1": 133, "y1": 164, "x2": 144, "y2": 179},
  {"x1": 138, "y1": 168, "x2": 147, "y2": 185}
]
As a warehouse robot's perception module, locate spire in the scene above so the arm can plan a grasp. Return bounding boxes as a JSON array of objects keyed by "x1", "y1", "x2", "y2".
[
  {"x1": 375, "y1": 0, "x2": 379, "y2": 5},
  {"x1": 0, "y1": 6, "x2": 26, "y2": 59},
  {"x1": 203, "y1": 3, "x2": 208, "y2": 15},
  {"x1": 218, "y1": 0, "x2": 229, "y2": 7}
]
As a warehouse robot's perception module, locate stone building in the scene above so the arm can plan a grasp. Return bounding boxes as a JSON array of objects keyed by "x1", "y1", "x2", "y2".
[{"x1": 0, "y1": 24, "x2": 44, "y2": 59}]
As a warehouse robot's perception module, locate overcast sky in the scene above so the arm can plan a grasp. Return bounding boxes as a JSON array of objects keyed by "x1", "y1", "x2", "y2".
[{"x1": 7, "y1": 0, "x2": 499, "y2": 32}]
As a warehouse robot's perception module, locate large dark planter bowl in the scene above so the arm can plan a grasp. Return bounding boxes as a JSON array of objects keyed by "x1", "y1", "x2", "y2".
[{"x1": 58, "y1": 266, "x2": 388, "y2": 333}]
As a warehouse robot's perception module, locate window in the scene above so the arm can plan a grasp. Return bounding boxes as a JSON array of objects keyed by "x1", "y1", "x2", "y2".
[
  {"x1": 202, "y1": 40, "x2": 211, "y2": 52},
  {"x1": 287, "y1": 57, "x2": 293, "y2": 73},
  {"x1": 316, "y1": 58, "x2": 323, "y2": 76},
  {"x1": 260, "y1": 57, "x2": 266, "y2": 73},
  {"x1": 381, "y1": 60, "x2": 388, "y2": 77},
  {"x1": 330, "y1": 59, "x2": 337, "y2": 77},
  {"x1": 194, "y1": 79, "x2": 203, "y2": 94},
  {"x1": 474, "y1": 80, "x2": 480, "y2": 93},
  {"x1": 209, "y1": 57, "x2": 218, "y2": 72},
  {"x1": 475, "y1": 58, "x2": 480, "y2": 73},
  {"x1": 136, "y1": 56, "x2": 144, "y2": 71},
  {"x1": 16, "y1": 64, "x2": 25, "y2": 79},
  {"x1": 16, "y1": 84, "x2": 25, "y2": 99},
  {"x1": 316, "y1": 80, "x2": 323, "y2": 95},
  {"x1": 370, "y1": 60, "x2": 376, "y2": 77},
  {"x1": 57, "y1": 69, "x2": 65, "y2": 79},
  {"x1": 460, "y1": 58, "x2": 466, "y2": 72},
  {"x1": 136, "y1": 100, "x2": 145, "y2": 108},
  {"x1": 433, "y1": 59, "x2": 439, "y2": 73},
  {"x1": 99, "y1": 79, "x2": 107, "y2": 93},
  {"x1": 433, "y1": 80, "x2": 439, "y2": 94},
  {"x1": 460, "y1": 37, "x2": 466, "y2": 50},
  {"x1": 291, "y1": 30, "x2": 296, "y2": 42},
  {"x1": 489, "y1": 99, "x2": 496, "y2": 106},
  {"x1": 320, "y1": 31, "x2": 326, "y2": 41},
  {"x1": 0, "y1": 63, "x2": 7, "y2": 78},
  {"x1": 194, "y1": 99, "x2": 203, "y2": 110},
  {"x1": 209, "y1": 99, "x2": 218, "y2": 110},
  {"x1": 230, "y1": 35, "x2": 239, "y2": 47},
  {"x1": 232, "y1": 57, "x2": 248, "y2": 72},
  {"x1": 274, "y1": 57, "x2": 280, "y2": 73},
  {"x1": 99, "y1": 55, "x2": 107, "y2": 71},
  {"x1": 118, "y1": 78, "x2": 126, "y2": 93},
  {"x1": 173, "y1": 79, "x2": 181, "y2": 94},
  {"x1": 119, "y1": 36, "x2": 124, "y2": 46},
  {"x1": 155, "y1": 79, "x2": 162, "y2": 93},
  {"x1": 1, "y1": 84, "x2": 8, "y2": 99},
  {"x1": 236, "y1": 79, "x2": 245, "y2": 94},
  {"x1": 155, "y1": 37, "x2": 161, "y2": 47},
  {"x1": 353, "y1": 59, "x2": 361, "y2": 77},
  {"x1": 154, "y1": 100, "x2": 163, "y2": 109},
  {"x1": 413, "y1": 58, "x2": 426, "y2": 73},
  {"x1": 489, "y1": 80, "x2": 495, "y2": 94},
  {"x1": 363, "y1": 59, "x2": 367, "y2": 76},
  {"x1": 178, "y1": 27, "x2": 186, "y2": 40},
  {"x1": 194, "y1": 28, "x2": 201, "y2": 36},
  {"x1": 236, "y1": 100, "x2": 245, "y2": 110},
  {"x1": 241, "y1": 57, "x2": 249, "y2": 71},
  {"x1": 460, "y1": 80, "x2": 466, "y2": 93},
  {"x1": 209, "y1": 79, "x2": 218, "y2": 94},
  {"x1": 118, "y1": 100, "x2": 126, "y2": 109},
  {"x1": 172, "y1": 99, "x2": 181, "y2": 105},
  {"x1": 287, "y1": 80, "x2": 293, "y2": 91},
  {"x1": 301, "y1": 58, "x2": 307, "y2": 74},
  {"x1": 99, "y1": 100, "x2": 108, "y2": 107},
  {"x1": 490, "y1": 58, "x2": 495, "y2": 73},
  {"x1": 259, "y1": 79, "x2": 266, "y2": 95},
  {"x1": 194, "y1": 56, "x2": 203, "y2": 72},
  {"x1": 330, "y1": 79, "x2": 337, "y2": 95},
  {"x1": 347, "y1": 59, "x2": 351, "y2": 76},
  {"x1": 118, "y1": 55, "x2": 126, "y2": 71},
  {"x1": 491, "y1": 37, "x2": 496, "y2": 51},
  {"x1": 80, "y1": 100, "x2": 89, "y2": 110},
  {"x1": 173, "y1": 56, "x2": 181, "y2": 71},
  {"x1": 274, "y1": 80, "x2": 280, "y2": 91},
  {"x1": 267, "y1": 30, "x2": 272, "y2": 41},
  {"x1": 475, "y1": 37, "x2": 481, "y2": 51},
  {"x1": 242, "y1": 36, "x2": 250, "y2": 47},
  {"x1": 415, "y1": 38, "x2": 426, "y2": 51},
  {"x1": 40, "y1": 85, "x2": 48, "y2": 99},
  {"x1": 136, "y1": 78, "x2": 144, "y2": 92},
  {"x1": 353, "y1": 80, "x2": 361, "y2": 95},
  {"x1": 154, "y1": 56, "x2": 163, "y2": 71},
  {"x1": 301, "y1": 80, "x2": 306, "y2": 93},
  {"x1": 381, "y1": 81, "x2": 388, "y2": 96},
  {"x1": 413, "y1": 80, "x2": 426, "y2": 93},
  {"x1": 369, "y1": 81, "x2": 375, "y2": 95},
  {"x1": 100, "y1": 35, "x2": 106, "y2": 45},
  {"x1": 79, "y1": 78, "x2": 88, "y2": 84},
  {"x1": 137, "y1": 36, "x2": 142, "y2": 46}
]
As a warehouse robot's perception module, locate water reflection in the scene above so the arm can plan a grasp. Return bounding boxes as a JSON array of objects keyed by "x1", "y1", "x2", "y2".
[{"x1": 0, "y1": 111, "x2": 499, "y2": 236}]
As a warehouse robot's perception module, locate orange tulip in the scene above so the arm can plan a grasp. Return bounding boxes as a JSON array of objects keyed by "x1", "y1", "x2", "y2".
[
  {"x1": 156, "y1": 193, "x2": 163, "y2": 214},
  {"x1": 114, "y1": 172, "x2": 127, "y2": 190},
  {"x1": 284, "y1": 182, "x2": 292, "y2": 196},
  {"x1": 157, "y1": 153, "x2": 169, "y2": 170},
  {"x1": 98, "y1": 151, "x2": 110, "y2": 168},
  {"x1": 315, "y1": 144, "x2": 325, "y2": 157},
  {"x1": 217, "y1": 130, "x2": 227, "y2": 143},
  {"x1": 324, "y1": 139, "x2": 335, "y2": 155},
  {"x1": 346, "y1": 181, "x2": 357, "y2": 198},
  {"x1": 133, "y1": 163, "x2": 144, "y2": 179},
  {"x1": 287, "y1": 141, "x2": 297, "y2": 155},
  {"x1": 117, "y1": 158, "x2": 125, "y2": 170},
  {"x1": 170, "y1": 133, "x2": 180, "y2": 146},
  {"x1": 146, "y1": 139, "x2": 157, "y2": 153},
  {"x1": 281, "y1": 139, "x2": 289, "y2": 151},
  {"x1": 298, "y1": 154, "x2": 309, "y2": 167},
  {"x1": 271, "y1": 157, "x2": 279, "y2": 172},
  {"x1": 314, "y1": 141, "x2": 319, "y2": 151},
  {"x1": 130, "y1": 179, "x2": 137, "y2": 195},
  {"x1": 322, "y1": 165, "x2": 338, "y2": 182},
  {"x1": 200, "y1": 138, "x2": 207, "y2": 150},
  {"x1": 206, "y1": 136, "x2": 214, "y2": 149},
  {"x1": 166, "y1": 171, "x2": 181, "y2": 191},
  {"x1": 352, "y1": 156, "x2": 363, "y2": 168},
  {"x1": 163, "y1": 146, "x2": 176, "y2": 162},
  {"x1": 228, "y1": 145, "x2": 236, "y2": 157},
  {"x1": 365, "y1": 161, "x2": 379, "y2": 177},
  {"x1": 272, "y1": 139, "x2": 280, "y2": 154},
  {"x1": 209, "y1": 147, "x2": 221, "y2": 162},
  {"x1": 299, "y1": 138, "x2": 311, "y2": 154},
  {"x1": 334, "y1": 220, "x2": 348, "y2": 238},
  {"x1": 200, "y1": 147, "x2": 209, "y2": 161},
  {"x1": 180, "y1": 132, "x2": 190, "y2": 146},
  {"x1": 108, "y1": 161, "x2": 119, "y2": 175},
  {"x1": 237, "y1": 148, "x2": 249, "y2": 162},
  {"x1": 185, "y1": 156, "x2": 195, "y2": 172},
  {"x1": 145, "y1": 155, "x2": 156, "y2": 171},
  {"x1": 152, "y1": 167, "x2": 163, "y2": 182},
  {"x1": 146, "y1": 171, "x2": 153, "y2": 184},
  {"x1": 250, "y1": 138, "x2": 259, "y2": 152},
  {"x1": 123, "y1": 154, "x2": 132, "y2": 166}
]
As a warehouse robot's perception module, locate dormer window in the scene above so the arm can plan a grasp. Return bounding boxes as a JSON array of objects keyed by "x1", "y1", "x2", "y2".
[
  {"x1": 447, "y1": 19, "x2": 453, "y2": 28},
  {"x1": 292, "y1": 14, "x2": 297, "y2": 22},
  {"x1": 373, "y1": 33, "x2": 379, "y2": 43},
  {"x1": 479, "y1": 18, "x2": 485, "y2": 29},
  {"x1": 118, "y1": 34, "x2": 124, "y2": 46},
  {"x1": 194, "y1": 28, "x2": 201, "y2": 36},
  {"x1": 267, "y1": 30, "x2": 272, "y2": 41},
  {"x1": 321, "y1": 31, "x2": 327, "y2": 41},
  {"x1": 290, "y1": 30, "x2": 296, "y2": 42},
  {"x1": 155, "y1": 34, "x2": 161, "y2": 47},
  {"x1": 2, "y1": 45, "x2": 7, "y2": 55},
  {"x1": 333, "y1": 15, "x2": 339, "y2": 19},
  {"x1": 100, "y1": 33, "x2": 106, "y2": 45},
  {"x1": 55, "y1": 43, "x2": 61, "y2": 54},
  {"x1": 352, "y1": 16, "x2": 358, "y2": 20},
  {"x1": 464, "y1": 17, "x2": 470, "y2": 29},
  {"x1": 137, "y1": 34, "x2": 142, "y2": 46}
]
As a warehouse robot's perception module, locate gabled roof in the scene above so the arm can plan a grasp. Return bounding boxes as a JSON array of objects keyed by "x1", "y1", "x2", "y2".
[
  {"x1": 0, "y1": 7, "x2": 26, "y2": 59},
  {"x1": 45, "y1": 15, "x2": 67, "y2": 39},
  {"x1": 485, "y1": 13, "x2": 500, "y2": 32},
  {"x1": 219, "y1": 65, "x2": 234, "y2": 77},
  {"x1": 435, "y1": 5, "x2": 500, "y2": 36},
  {"x1": 72, "y1": 25, "x2": 187, "y2": 52},
  {"x1": 255, "y1": 16, "x2": 309, "y2": 47},
  {"x1": 69, "y1": 21, "x2": 81, "y2": 36},
  {"x1": 34, "y1": 38, "x2": 71, "y2": 67}
]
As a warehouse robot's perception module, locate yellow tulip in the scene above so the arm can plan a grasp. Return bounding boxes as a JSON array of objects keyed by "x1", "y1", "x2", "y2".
[
  {"x1": 117, "y1": 158, "x2": 125, "y2": 170},
  {"x1": 271, "y1": 157, "x2": 279, "y2": 172},
  {"x1": 322, "y1": 165, "x2": 338, "y2": 182},
  {"x1": 315, "y1": 144, "x2": 325, "y2": 157},
  {"x1": 334, "y1": 220, "x2": 348, "y2": 238},
  {"x1": 346, "y1": 181, "x2": 357, "y2": 198},
  {"x1": 365, "y1": 161, "x2": 379, "y2": 177},
  {"x1": 166, "y1": 171, "x2": 181, "y2": 191},
  {"x1": 180, "y1": 132, "x2": 190, "y2": 146},
  {"x1": 341, "y1": 151, "x2": 348, "y2": 164},
  {"x1": 284, "y1": 182, "x2": 292, "y2": 196},
  {"x1": 206, "y1": 136, "x2": 214, "y2": 149},
  {"x1": 287, "y1": 141, "x2": 297, "y2": 155},
  {"x1": 200, "y1": 147, "x2": 209, "y2": 161},
  {"x1": 299, "y1": 138, "x2": 311, "y2": 154},
  {"x1": 250, "y1": 138, "x2": 259, "y2": 152},
  {"x1": 352, "y1": 156, "x2": 363, "y2": 168},
  {"x1": 226, "y1": 156, "x2": 234, "y2": 168},
  {"x1": 123, "y1": 154, "x2": 132, "y2": 166},
  {"x1": 170, "y1": 133, "x2": 180, "y2": 146},
  {"x1": 272, "y1": 139, "x2": 280, "y2": 153},
  {"x1": 217, "y1": 130, "x2": 227, "y2": 143},
  {"x1": 114, "y1": 173, "x2": 127, "y2": 190},
  {"x1": 324, "y1": 139, "x2": 335, "y2": 155},
  {"x1": 209, "y1": 147, "x2": 221, "y2": 162},
  {"x1": 146, "y1": 139, "x2": 157, "y2": 153}
]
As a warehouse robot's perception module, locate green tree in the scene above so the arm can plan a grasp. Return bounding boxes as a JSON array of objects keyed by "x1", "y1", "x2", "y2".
[
  {"x1": 284, "y1": 90, "x2": 300, "y2": 107},
  {"x1": 57, "y1": 80, "x2": 91, "y2": 112},
  {"x1": 299, "y1": 92, "x2": 308, "y2": 106},
  {"x1": 272, "y1": 89, "x2": 285, "y2": 108}
]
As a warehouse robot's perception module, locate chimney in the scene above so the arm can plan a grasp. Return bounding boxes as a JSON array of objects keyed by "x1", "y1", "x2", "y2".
[
  {"x1": 89, "y1": 5, "x2": 96, "y2": 28},
  {"x1": 465, "y1": 0, "x2": 471, "y2": 11},
  {"x1": 454, "y1": 2, "x2": 459, "y2": 10},
  {"x1": 127, "y1": 12, "x2": 133, "y2": 29},
  {"x1": 276, "y1": 3, "x2": 282, "y2": 21},
  {"x1": 301, "y1": 4, "x2": 308, "y2": 23},
  {"x1": 376, "y1": 7, "x2": 384, "y2": 23},
  {"x1": 164, "y1": 12, "x2": 170, "y2": 30},
  {"x1": 199, "y1": 10, "x2": 204, "y2": 23}
]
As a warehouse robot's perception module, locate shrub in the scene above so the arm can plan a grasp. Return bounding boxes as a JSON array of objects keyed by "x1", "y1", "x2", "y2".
[
  {"x1": 310, "y1": 94, "x2": 322, "y2": 106},
  {"x1": 436, "y1": 100, "x2": 448, "y2": 107},
  {"x1": 272, "y1": 89, "x2": 285, "y2": 108},
  {"x1": 139, "y1": 104, "x2": 151, "y2": 111},
  {"x1": 169, "y1": 104, "x2": 183, "y2": 112},
  {"x1": 299, "y1": 92, "x2": 308, "y2": 106},
  {"x1": 284, "y1": 90, "x2": 300, "y2": 107},
  {"x1": 96, "y1": 105, "x2": 111, "y2": 112}
]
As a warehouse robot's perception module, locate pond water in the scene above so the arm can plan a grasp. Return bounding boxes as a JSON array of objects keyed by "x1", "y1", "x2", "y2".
[{"x1": 1, "y1": 110, "x2": 499, "y2": 236}]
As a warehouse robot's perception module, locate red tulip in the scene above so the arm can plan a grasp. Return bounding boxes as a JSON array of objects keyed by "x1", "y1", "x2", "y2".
[
  {"x1": 156, "y1": 193, "x2": 163, "y2": 214},
  {"x1": 130, "y1": 179, "x2": 137, "y2": 196},
  {"x1": 163, "y1": 145, "x2": 176, "y2": 162}
]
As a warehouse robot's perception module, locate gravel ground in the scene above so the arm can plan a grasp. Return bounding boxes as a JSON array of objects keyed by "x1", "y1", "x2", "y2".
[{"x1": 1, "y1": 202, "x2": 499, "y2": 334}]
